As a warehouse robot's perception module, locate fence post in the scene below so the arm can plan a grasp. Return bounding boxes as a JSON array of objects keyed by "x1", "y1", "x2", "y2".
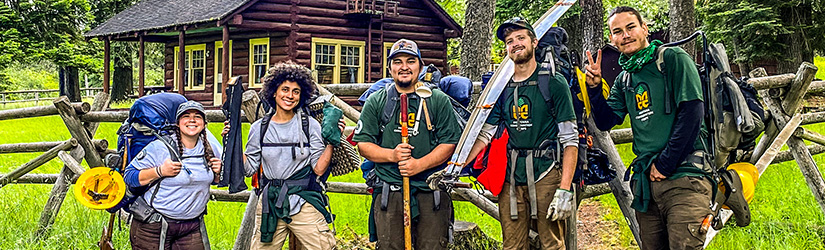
[
  {"x1": 36, "y1": 93, "x2": 110, "y2": 237},
  {"x1": 760, "y1": 63, "x2": 825, "y2": 215},
  {"x1": 54, "y1": 96, "x2": 104, "y2": 167}
]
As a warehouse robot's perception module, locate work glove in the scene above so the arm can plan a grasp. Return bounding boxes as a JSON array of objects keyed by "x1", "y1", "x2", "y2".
[
  {"x1": 321, "y1": 102, "x2": 344, "y2": 146},
  {"x1": 426, "y1": 169, "x2": 446, "y2": 191},
  {"x1": 546, "y1": 188, "x2": 574, "y2": 221}
]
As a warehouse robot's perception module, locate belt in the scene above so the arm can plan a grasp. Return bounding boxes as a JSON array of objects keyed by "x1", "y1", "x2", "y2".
[{"x1": 375, "y1": 178, "x2": 441, "y2": 212}]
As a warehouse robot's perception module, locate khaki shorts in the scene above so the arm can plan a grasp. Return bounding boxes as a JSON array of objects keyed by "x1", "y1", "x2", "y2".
[{"x1": 252, "y1": 200, "x2": 336, "y2": 250}]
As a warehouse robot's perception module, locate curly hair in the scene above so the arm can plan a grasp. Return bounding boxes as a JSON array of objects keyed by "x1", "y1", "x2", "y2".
[{"x1": 261, "y1": 61, "x2": 317, "y2": 111}]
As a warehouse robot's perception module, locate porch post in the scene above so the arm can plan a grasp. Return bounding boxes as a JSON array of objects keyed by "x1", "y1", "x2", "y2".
[
  {"x1": 178, "y1": 30, "x2": 185, "y2": 95},
  {"x1": 138, "y1": 34, "x2": 145, "y2": 97},
  {"x1": 222, "y1": 25, "x2": 230, "y2": 103},
  {"x1": 102, "y1": 38, "x2": 110, "y2": 93}
]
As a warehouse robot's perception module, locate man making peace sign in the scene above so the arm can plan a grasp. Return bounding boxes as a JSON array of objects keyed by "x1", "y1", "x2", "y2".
[{"x1": 585, "y1": 6, "x2": 713, "y2": 250}]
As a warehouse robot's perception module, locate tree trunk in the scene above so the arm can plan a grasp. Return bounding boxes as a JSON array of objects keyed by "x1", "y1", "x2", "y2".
[
  {"x1": 558, "y1": 12, "x2": 582, "y2": 57},
  {"x1": 459, "y1": 0, "x2": 495, "y2": 81},
  {"x1": 668, "y1": 0, "x2": 696, "y2": 57},
  {"x1": 580, "y1": 0, "x2": 604, "y2": 56},
  {"x1": 111, "y1": 42, "x2": 133, "y2": 102},
  {"x1": 59, "y1": 66, "x2": 81, "y2": 102},
  {"x1": 777, "y1": 4, "x2": 814, "y2": 74}
]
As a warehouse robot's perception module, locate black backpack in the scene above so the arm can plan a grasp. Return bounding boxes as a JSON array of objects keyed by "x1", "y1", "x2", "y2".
[{"x1": 535, "y1": 27, "x2": 615, "y2": 186}]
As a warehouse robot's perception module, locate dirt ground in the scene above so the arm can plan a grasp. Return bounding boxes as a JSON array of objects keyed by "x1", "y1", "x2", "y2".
[{"x1": 576, "y1": 199, "x2": 637, "y2": 250}]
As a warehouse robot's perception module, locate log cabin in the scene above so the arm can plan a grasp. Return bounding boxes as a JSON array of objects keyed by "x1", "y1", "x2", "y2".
[{"x1": 84, "y1": 0, "x2": 462, "y2": 106}]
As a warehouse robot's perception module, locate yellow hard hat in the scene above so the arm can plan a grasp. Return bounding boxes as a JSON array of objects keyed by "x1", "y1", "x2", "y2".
[
  {"x1": 74, "y1": 167, "x2": 127, "y2": 210},
  {"x1": 728, "y1": 162, "x2": 759, "y2": 203}
]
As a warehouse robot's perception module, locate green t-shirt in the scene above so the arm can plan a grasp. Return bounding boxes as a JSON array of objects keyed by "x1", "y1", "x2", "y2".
[
  {"x1": 486, "y1": 68, "x2": 577, "y2": 185},
  {"x1": 608, "y1": 47, "x2": 704, "y2": 163},
  {"x1": 353, "y1": 85, "x2": 462, "y2": 190}
]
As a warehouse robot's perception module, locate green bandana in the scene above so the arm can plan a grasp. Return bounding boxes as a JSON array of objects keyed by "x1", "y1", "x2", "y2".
[{"x1": 618, "y1": 40, "x2": 663, "y2": 73}]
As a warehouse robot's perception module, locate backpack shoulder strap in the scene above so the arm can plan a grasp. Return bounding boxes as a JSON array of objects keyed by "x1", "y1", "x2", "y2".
[
  {"x1": 537, "y1": 67, "x2": 556, "y2": 115},
  {"x1": 259, "y1": 111, "x2": 274, "y2": 147},
  {"x1": 542, "y1": 48, "x2": 557, "y2": 76},
  {"x1": 380, "y1": 84, "x2": 398, "y2": 133},
  {"x1": 656, "y1": 46, "x2": 669, "y2": 73},
  {"x1": 655, "y1": 46, "x2": 674, "y2": 114},
  {"x1": 300, "y1": 108, "x2": 310, "y2": 144}
]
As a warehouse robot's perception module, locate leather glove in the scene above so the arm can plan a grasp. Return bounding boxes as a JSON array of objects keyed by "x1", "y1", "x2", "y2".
[{"x1": 546, "y1": 188, "x2": 574, "y2": 221}]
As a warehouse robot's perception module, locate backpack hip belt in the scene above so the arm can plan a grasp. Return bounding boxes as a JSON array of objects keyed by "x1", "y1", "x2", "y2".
[
  {"x1": 259, "y1": 171, "x2": 320, "y2": 213},
  {"x1": 506, "y1": 139, "x2": 560, "y2": 220},
  {"x1": 369, "y1": 175, "x2": 442, "y2": 212}
]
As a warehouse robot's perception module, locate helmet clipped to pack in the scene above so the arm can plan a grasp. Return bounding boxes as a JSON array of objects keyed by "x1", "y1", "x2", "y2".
[{"x1": 74, "y1": 167, "x2": 127, "y2": 210}]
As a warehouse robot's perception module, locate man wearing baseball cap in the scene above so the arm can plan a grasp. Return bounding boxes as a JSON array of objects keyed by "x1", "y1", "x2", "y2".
[
  {"x1": 465, "y1": 17, "x2": 579, "y2": 249},
  {"x1": 353, "y1": 39, "x2": 461, "y2": 249}
]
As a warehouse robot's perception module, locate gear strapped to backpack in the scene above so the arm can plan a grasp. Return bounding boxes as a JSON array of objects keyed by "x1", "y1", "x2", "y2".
[{"x1": 623, "y1": 31, "x2": 763, "y2": 228}]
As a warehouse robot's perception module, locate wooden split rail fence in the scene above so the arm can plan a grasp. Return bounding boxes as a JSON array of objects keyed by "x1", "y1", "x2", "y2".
[{"x1": 0, "y1": 62, "x2": 823, "y2": 249}]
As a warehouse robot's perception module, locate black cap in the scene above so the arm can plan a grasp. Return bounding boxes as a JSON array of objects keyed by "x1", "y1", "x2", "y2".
[{"x1": 496, "y1": 17, "x2": 536, "y2": 41}]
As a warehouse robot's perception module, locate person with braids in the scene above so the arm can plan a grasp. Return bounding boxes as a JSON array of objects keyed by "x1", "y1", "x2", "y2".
[
  {"x1": 222, "y1": 61, "x2": 340, "y2": 249},
  {"x1": 125, "y1": 100, "x2": 223, "y2": 250}
]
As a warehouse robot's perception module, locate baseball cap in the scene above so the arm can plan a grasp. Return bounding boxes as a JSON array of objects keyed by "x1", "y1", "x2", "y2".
[
  {"x1": 176, "y1": 101, "x2": 206, "y2": 121},
  {"x1": 496, "y1": 17, "x2": 536, "y2": 41},
  {"x1": 387, "y1": 39, "x2": 422, "y2": 63}
]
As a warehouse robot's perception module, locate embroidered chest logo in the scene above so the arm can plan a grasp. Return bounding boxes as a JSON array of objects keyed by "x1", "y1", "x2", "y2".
[
  {"x1": 634, "y1": 83, "x2": 654, "y2": 122},
  {"x1": 399, "y1": 112, "x2": 416, "y2": 128},
  {"x1": 510, "y1": 96, "x2": 533, "y2": 131},
  {"x1": 511, "y1": 96, "x2": 530, "y2": 120}
]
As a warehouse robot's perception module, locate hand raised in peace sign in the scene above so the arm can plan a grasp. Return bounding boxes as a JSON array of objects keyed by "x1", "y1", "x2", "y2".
[{"x1": 584, "y1": 50, "x2": 603, "y2": 88}]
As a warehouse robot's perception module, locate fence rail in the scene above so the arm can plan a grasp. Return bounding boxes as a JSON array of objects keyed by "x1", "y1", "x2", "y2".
[{"x1": 0, "y1": 64, "x2": 823, "y2": 249}]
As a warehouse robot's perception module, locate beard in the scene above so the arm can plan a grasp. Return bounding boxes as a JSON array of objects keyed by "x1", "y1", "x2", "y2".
[
  {"x1": 395, "y1": 78, "x2": 415, "y2": 88},
  {"x1": 511, "y1": 46, "x2": 534, "y2": 64}
]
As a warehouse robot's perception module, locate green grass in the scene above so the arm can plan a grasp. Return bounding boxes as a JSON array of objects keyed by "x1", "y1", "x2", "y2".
[
  {"x1": 0, "y1": 107, "x2": 501, "y2": 249},
  {"x1": 595, "y1": 120, "x2": 825, "y2": 249},
  {"x1": 2, "y1": 104, "x2": 825, "y2": 249},
  {"x1": 815, "y1": 56, "x2": 825, "y2": 80}
]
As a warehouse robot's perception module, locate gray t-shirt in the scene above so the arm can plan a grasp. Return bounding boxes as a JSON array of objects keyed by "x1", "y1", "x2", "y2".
[
  {"x1": 244, "y1": 111, "x2": 324, "y2": 216},
  {"x1": 130, "y1": 135, "x2": 222, "y2": 220}
]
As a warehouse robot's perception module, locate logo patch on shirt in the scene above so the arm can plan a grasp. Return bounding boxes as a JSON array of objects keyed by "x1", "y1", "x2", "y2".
[
  {"x1": 509, "y1": 95, "x2": 533, "y2": 131},
  {"x1": 635, "y1": 83, "x2": 654, "y2": 122},
  {"x1": 136, "y1": 150, "x2": 146, "y2": 161}
]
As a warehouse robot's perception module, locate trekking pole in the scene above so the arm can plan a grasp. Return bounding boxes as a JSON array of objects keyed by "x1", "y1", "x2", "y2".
[{"x1": 400, "y1": 93, "x2": 412, "y2": 250}]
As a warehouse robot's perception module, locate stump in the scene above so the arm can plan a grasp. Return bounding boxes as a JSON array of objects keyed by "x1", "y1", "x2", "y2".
[{"x1": 450, "y1": 220, "x2": 500, "y2": 250}]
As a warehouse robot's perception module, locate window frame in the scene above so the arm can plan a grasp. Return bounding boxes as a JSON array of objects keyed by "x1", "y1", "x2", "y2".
[
  {"x1": 382, "y1": 42, "x2": 394, "y2": 79},
  {"x1": 310, "y1": 38, "x2": 365, "y2": 84},
  {"x1": 214, "y1": 40, "x2": 233, "y2": 103},
  {"x1": 249, "y1": 38, "x2": 270, "y2": 88},
  {"x1": 173, "y1": 44, "x2": 207, "y2": 91}
]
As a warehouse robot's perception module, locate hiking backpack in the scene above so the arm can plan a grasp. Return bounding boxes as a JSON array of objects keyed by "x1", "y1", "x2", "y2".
[
  {"x1": 104, "y1": 93, "x2": 218, "y2": 213},
  {"x1": 639, "y1": 32, "x2": 766, "y2": 171}
]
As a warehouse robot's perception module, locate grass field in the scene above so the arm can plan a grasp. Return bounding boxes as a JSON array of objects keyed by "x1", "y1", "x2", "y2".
[
  {"x1": 0, "y1": 104, "x2": 824, "y2": 249},
  {"x1": 816, "y1": 56, "x2": 825, "y2": 80}
]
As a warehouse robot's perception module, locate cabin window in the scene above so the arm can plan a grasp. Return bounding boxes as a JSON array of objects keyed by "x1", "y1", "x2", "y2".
[
  {"x1": 311, "y1": 38, "x2": 365, "y2": 84},
  {"x1": 215, "y1": 41, "x2": 233, "y2": 100},
  {"x1": 382, "y1": 42, "x2": 394, "y2": 78},
  {"x1": 173, "y1": 44, "x2": 207, "y2": 91},
  {"x1": 249, "y1": 38, "x2": 270, "y2": 88}
]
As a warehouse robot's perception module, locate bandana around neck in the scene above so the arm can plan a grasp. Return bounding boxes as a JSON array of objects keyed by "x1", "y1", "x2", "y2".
[{"x1": 618, "y1": 40, "x2": 663, "y2": 73}]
